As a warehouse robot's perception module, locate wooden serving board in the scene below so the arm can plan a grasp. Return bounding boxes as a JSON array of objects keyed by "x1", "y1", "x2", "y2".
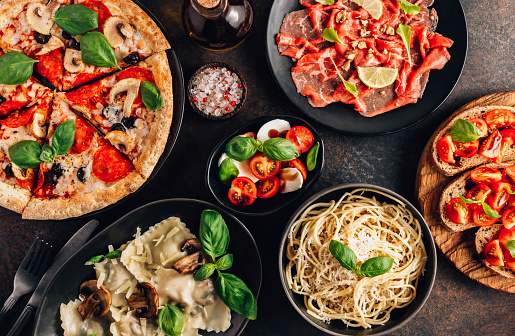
[{"x1": 415, "y1": 91, "x2": 515, "y2": 293}]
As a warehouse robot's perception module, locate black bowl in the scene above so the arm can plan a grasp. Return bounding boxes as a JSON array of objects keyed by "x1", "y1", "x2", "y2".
[
  {"x1": 188, "y1": 62, "x2": 247, "y2": 120},
  {"x1": 32, "y1": 199, "x2": 262, "y2": 336},
  {"x1": 206, "y1": 115, "x2": 325, "y2": 216},
  {"x1": 278, "y1": 184, "x2": 437, "y2": 336}
]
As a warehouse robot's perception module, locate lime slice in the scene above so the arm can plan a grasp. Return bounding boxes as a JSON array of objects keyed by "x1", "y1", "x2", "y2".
[
  {"x1": 351, "y1": 0, "x2": 383, "y2": 20},
  {"x1": 357, "y1": 66, "x2": 398, "y2": 89}
]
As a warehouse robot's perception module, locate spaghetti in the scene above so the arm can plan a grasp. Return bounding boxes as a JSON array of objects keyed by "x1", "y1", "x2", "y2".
[{"x1": 285, "y1": 189, "x2": 427, "y2": 328}]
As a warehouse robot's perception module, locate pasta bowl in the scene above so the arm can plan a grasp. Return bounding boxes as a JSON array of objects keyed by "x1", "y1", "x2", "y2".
[{"x1": 278, "y1": 183, "x2": 437, "y2": 335}]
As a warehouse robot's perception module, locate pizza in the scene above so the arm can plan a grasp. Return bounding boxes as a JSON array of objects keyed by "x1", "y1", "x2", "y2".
[{"x1": 0, "y1": 0, "x2": 173, "y2": 219}]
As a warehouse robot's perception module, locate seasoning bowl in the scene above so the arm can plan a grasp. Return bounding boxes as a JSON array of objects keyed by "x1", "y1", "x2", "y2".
[
  {"x1": 206, "y1": 115, "x2": 325, "y2": 216},
  {"x1": 188, "y1": 62, "x2": 247, "y2": 120},
  {"x1": 278, "y1": 184, "x2": 437, "y2": 335}
]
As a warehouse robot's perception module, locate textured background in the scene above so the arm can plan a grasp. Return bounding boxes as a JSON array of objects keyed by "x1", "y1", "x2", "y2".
[{"x1": 0, "y1": 0, "x2": 514, "y2": 335}]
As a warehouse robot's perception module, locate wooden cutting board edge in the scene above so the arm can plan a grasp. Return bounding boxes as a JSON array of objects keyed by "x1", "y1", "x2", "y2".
[{"x1": 415, "y1": 91, "x2": 515, "y2": 293}]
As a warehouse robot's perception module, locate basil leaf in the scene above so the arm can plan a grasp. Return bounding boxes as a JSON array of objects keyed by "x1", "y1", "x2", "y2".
[
  {"x1": 482, "y1": 202, "x2": 501, "y2": 219},
  {"x1": 355, "y1": 264, "x2": 362, "y2": 277},
  {"x1": 52, "y1": 119, "x2": 76, "y2": 155},
  {"x1": 88, "y1": 334, "x2": 98, "y2": 336},
  {"x1": 194, "y1": 263, "x2": 216, "y2": 281},
  {"x1": 316, "y1": 0, "x2": 335, "y2": 4},
  {"x1": 39, "y1": 144, "x2": 55, "y2": 163},
  {"x1": 219, "y1": 158, "x2": 239, "y2": 184},
  {"x1": 329, "y1": 56, "x2": 358, "y2": 98},
  {"x1": 199, "y1": 209, "x2": 230, "y2": 259},
  {"x1": 508, "y1": 186, "x2": 515, "y2": 195},
  {"x1": 104, "y1": 250, "x2": 122, "y2": 259},
  {"x1": 84, "y1": 255, "x2": 104, "y2": 265},
  {"x1": 459, "y1": 194, "x2": 480, "y2": 204},
  {"x1": 360, "y1": 257, "x2": 394, "y2": 277},
  {"x1": 506, "y1": 240, "x2": 515, "y2": 258},
  {"x1": 141, "y1": 81, "x2": 163, "y2": 111},
  {"x1": 262, "y1": 137, "x2": 299, "y2": 161},
  {"x1": 80, "y1": 32, "x2": 121, "y2": 69},
  {"x1": 396, "y1": 24, "x2": 412, "y2": 64},
  {"x1": 329, "y1": 240, "x2": 357, "y2": 271},
  {"x1": 216, "y1": 273, "x2": 257, "y2": 320},
  {"x1": 398, "y1": 0, "x2": 420, "y2": 15},
  {"x1": 225, "y1": 136, "x2": 259, "y2": 162},
  {"x1": 450, "y1": 119, "x2": 482, "y2": 143},
  {"x1": 54, "y1": 4, "x2": 98, "y2": 35},
  {"x1": 159, "y1": 304, "x2": 183, "y2": 336},
  {"x1": 215, "y1": 254, "x2": 233, "y2": 271},
  {"x1": 8, "y1": 140, "x2": 42, "y2": 169},
  {"x1": 306, "y1": 142, "x2": 319, "y2": 171},
  {"x1": 0, "y1": 52, "x2": 38, "y2": 85},
  {"x1": 322, "y1": 27, "x2": 344, "y2": 45}
]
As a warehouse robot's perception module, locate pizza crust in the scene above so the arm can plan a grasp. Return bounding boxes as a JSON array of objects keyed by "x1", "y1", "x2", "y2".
[
  {"x1": 0, "y1": 181, "x2": 32, "y2": 214},
  {"x1": 22, "y1": 171, "x2": 145, "y2": 220}
]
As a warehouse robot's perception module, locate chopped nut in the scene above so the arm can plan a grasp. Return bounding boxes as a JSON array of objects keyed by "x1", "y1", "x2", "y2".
[
  {"x1": 380, "y1": 91, "x2": 386, "y2": 96},
  {"x1": 350, "y1": 40, "x2": 359, "y2": 48},
  {"x1": 357, "y1": 41, "x2": 367, "y2": 49},
  {"x1": 360, "y1": 29, "x2": 370, "y2": 38},
  {"x1": 365, "y1": 53, "x2": 373, "y2": 60},
  {"x1": 360, "y1": 20, "x2": 368, "y2": 26},
  {"x1": 380, "y1": 25, "x2": 387, "y2": 33},
  {"x1": 383, "y1": 49, "x2": 388, "y2": 54},
  {"x1": 345, "y1": 50, "x2": 357, "y2": 58},
  {"x1": 335, "y1": 11, "x2": 346, "y2": 24},
  {"x1": 346, "y1": 53, "x2": 356, "y2": 60},
  {"x1": 342, "y1": 60, "x2": 352, "y2": 71},
  {"x1": 385, "y1": 26, "x2": 395, "y2": 35}
]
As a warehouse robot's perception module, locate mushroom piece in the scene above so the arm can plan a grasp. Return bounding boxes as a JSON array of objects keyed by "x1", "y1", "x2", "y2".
[
  {"x1": 103, "y1": 16, "x2": 135, "y2": 49},
  {"x1": 172, "y1": 251, "x2": 206, "y2": 274},
  {"x1": 105, "y1": 130, "x2": 133, "y2": 154},
  {"x1": 77, "y1": 280, "x2": 112, "y2": 321},
  {"x1": 63, "y1": 49, "x2": 84, "y2": 73},
  {"x1": 11, "y1": 165, "x2": 34, "y2": 181},
  {"x1": 26, "y1": 0, "x2": 61, "y2": 35},
  {"x1": 29, "y1": 112, "x2": 47, "y2": 139},
  {"x1": 127, "y1": 282, "x2": 159, "y2": 319},
  {"x1": 35, "y1": 35, "x2": 64, "y2": 55},
  {"x1": 181, "y1": 238, "x2": 203, "y2": 254},
  {"x1": 109, "y1": 78, "x2": 140, "y2": 118}
]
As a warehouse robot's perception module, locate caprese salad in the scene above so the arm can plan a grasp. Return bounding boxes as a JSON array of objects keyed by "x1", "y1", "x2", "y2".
[{"x1": 218, "y1": 119, "x2": 319, "y2": 206}]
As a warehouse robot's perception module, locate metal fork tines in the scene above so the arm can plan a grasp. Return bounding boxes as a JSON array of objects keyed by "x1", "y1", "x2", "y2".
[{"x1": 0, "y1": 238, "x2": 52, "y2": 325}]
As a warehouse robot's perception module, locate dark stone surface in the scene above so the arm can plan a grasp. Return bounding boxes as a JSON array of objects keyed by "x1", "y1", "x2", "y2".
[{"x1": 0, "y1": 0, "x2": 514, "y2": 335}]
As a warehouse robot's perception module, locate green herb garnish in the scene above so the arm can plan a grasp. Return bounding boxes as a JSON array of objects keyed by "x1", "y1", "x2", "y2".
[
  {"x1": 219, "y1": 157, "x2": 239, "y2": 184},
  {"x1": 450, "y1": 119, "x2": 483, "y2": 143},
  {"x1": 459, "y1": 195, "x2": 501, "y2": 219},
  {"x1": 80, "y1": 32, "x2": 121, "y2": 69},
  {"x1": 329, "y1": 56, "x2": 358, "y2": 98},
  {"x1": 261, "y1": 137, "x2": 299, "y2": 162},
  {"x1": 306, "y1": 142, "x2": 320, "y2": 171},
  {"x1": 329, "y1": 240, "x2": 394, "y2": 277},
  {"x1": 322, "y1": 27, "x2": 345, "y2": 45},
  {"x1": 225, "y1": 136, "x2": 298, "y2": 162},
  {"x1": 506, "y1": 240, "x2": 515, "y2": 258},
  {"x1": 54, "y1": 4, "x2": 98, "y2": 35},
  {"x1": 396, "y1": 24, "x2": 412, "y2": 64},
  {"x1": 159, "y1": 303, "x2": 183, "y2": 336},
  {"x1": 141, "y1": 81, "x2": 164, "y2": 111},
  {"x1": 0, "y1": 52, "x2": 38, "y2": 85},
  {"x1": 315, "y1": 0, "x2": 335, "y2": 4},
  {"x1": 84, "y1": 249, "x2": 122, "y2": 265},
  {"x1": 398, "y1": 0, "x2": 420, "y2": 15}
]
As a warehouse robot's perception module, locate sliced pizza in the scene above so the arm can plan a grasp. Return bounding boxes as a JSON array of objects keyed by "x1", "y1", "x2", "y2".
[
  {"x1": 0, "y1": 0, "x2": 170, "y2": 90},
  {"x1": 22, "y1": 95, "x2": 145, "y2": 219},
  {"x1": 61, "y1": 51, "x2": 173, "y2": 178}
]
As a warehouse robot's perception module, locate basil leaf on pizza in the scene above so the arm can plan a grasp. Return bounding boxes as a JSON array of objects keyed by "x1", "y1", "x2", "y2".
[
  {"x1": 0, "y1": 52, "x2": 38, "y2": 85},
  {"x1": 40, "y1": 144, "x2": 55, "y2": 163},
  {"x1": 54, "y1": 4, "x2": 99, "y2": 35},
  {"x1": 141, "y1": 81, "x2": 164, "y2": 110},
  {"x1": 80, "y1": 32, "x2": 121, "y2": 69},
  {"x1": 8, "y1": 140, "x2": 43, "y2": 169},
  {"x1": 52, "y1": 119, "x2": 76, "y2": 155}
]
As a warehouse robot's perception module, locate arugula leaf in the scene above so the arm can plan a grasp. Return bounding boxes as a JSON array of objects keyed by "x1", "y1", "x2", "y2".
[
  {"x1": 329, "y1": 240, "x2": 357, "y2": 271},
  {"x1": 159, "y1": 304, "x2": 183, "y2": 336},
  {"x1": 216, "y1": 273, "x2": 257, "y2": 320},
  {"x1": 8, "y1": 140, "x2": 42, "y2": 169},
  {"x1": 0, "y1": 52, "x2": 38, "y2": 85},
  {"x1": 54, "y1": 4, "x2": 98, "y2": 35},
  {"x1": 506, "y1": 240, "x2": 515, "y2": 258},
  {"x1": 398, "y1": 0, "x2": 420, "y2": 15},
  {"x1": 199, "y1": 209, "x2": 230, "y2": 259},
  {"x1": 360, "y1": 257, "x2": 394, "y2": 277},
  {"x1": 306, "y1": 142, "x2": 320, "y2": 172},
  {"x1": 329, "y1": 56, "x2": 358, "y2": 98},
  {"x1": 194, "y1": 263, "x2": 216, "y2": 281},
  {"x1": 322, "y1": 27, "x2": 345, "y2": 45},
  {"x1": 450, "y1": 119, "x2": 482, "y2": 143},
  {"x1": 396, "y1": 24, "x2": 412, "y2": 64},
  {"x1": 316, "y1": 0, "x2": 335, "y2": 4}
]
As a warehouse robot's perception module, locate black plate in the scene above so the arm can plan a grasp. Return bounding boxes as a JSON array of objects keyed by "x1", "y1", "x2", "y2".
[
  {"x1": 206, "y1": 115, "x2": 325, "y2": 216},
  {"x1": 32, "y1": 199, "x2": 262, "y2": 336},
  {"x1": 279, "y1": 184, "x2": 437, "y2": 335},
  {"x1": 266, "y1": 0, "x2": 468, "y2": 135}
]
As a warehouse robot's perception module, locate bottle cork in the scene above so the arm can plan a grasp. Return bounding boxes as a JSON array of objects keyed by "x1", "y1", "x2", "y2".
[{"x1": 197, "y1": 0, "x2": 220, "y2": 9}]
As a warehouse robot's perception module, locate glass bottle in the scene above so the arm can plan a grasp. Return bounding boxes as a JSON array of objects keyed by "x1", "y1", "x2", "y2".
[{"x1": 182, "y1": 0, "x2": 253, "y2": 51}]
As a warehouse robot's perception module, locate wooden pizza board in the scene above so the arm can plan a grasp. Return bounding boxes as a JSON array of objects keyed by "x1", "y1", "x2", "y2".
[{"x1": 415, "y1": 91, "x2": 515, "y2": 293}]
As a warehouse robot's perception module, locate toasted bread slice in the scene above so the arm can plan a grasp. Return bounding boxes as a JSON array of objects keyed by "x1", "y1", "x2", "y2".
[
  {"x1": 432, "y1": 105, "x2": 515, "y2": 177},
  {"x1": 475, "y1": 224, "x2": 515, "y2": 278},
  {"x1": 439, "y1": 163, "x2": 513, "y2": 232}
]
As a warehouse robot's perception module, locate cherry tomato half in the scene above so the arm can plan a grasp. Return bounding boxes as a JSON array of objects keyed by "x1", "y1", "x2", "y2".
[
  {"x1": 249, "y1": 153, "x2": 280, "y2": 180},
  {"x1": 453, "y1": 140, "x2": 479, "y2": 158},
  {"x1": 502, "y1": 165, "x2": 515, "y2": 185},
  {"x1": 466, "y1": 183, "x2": 491, "y2": 210},
  {"x1": 470, "y1": 167, "x2": 502, "y2": 184},
  {"x1": 488, "y1": 182, "x2": 511, "y2": 211},
  {"x1": 499, "y1": 226, "x2": 515, "y2": 250},
  {"x1": 467, "y1": 118, "x2": 488, "y2": 137},
  {"x1": 493, "y1": 129, "x2": 515, "y2": 164},
  {"x1": 485, "y1": 108, "x2": 515, "y2": 129},
  {"x1": 504, "y1": 249, "x2": 515, "y2": 271},
  {"x1": 473, "y1": 207, "x2": 498, "y2": 227},
  {"x1": 437, "y1": 135, "x2": 456, "y2": 164},
  {"x1": 285, "y1": 126, "x2": 314, "y2": 154},
  {"x1": 479, "y1": 129, "x2": 503, "y2": 160},
  {"x1": 228, "y1": 177, "x2": 257, "y2": 206},
  {"x1": 484, "y1": 239, "x2": 505, "y2": 267},
  {"x1": 445, "y1": 197, "x2": 471, "y2": 225},
  {"x1": 256, "y1": 176, "x2": 280, "y2": 199},
  {"x1": 281, "y1": 159, "x2": 307, "y2": 181}
]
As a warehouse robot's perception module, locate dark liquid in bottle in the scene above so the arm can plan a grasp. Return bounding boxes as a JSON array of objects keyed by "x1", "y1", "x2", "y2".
[{"x1": 182, "y1": 0, "x2": 253, "y2": 51}]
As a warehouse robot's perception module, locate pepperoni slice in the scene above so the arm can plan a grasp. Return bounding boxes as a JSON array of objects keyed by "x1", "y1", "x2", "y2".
[
  {"x1": 69, "y1": 117, "x2": 96, "y2": 154},
  {"x1": 33, "y1": 163, "x2": 52, "y2": 197},
  {"x1": 65, "y1": 81, "x2": 108, "y2": 110},
  {"x1": 93, "y1": 145, "x2": 134, "y2": 183},
  {"x1": 35, "y1": 48, "x2": 63, "y2": 89},
  {"x1": 0, "y1": 102, "x2": 36, "y2": 128},
  {"x1": 71, "y1": 72, "x2": 106, "y2": 88},
  {"x1": 81, "y1": 0, "x2": 112, "y2": 30},
  {"x1": 0, "y1": 101, "x2": 29, "y2": 117}
]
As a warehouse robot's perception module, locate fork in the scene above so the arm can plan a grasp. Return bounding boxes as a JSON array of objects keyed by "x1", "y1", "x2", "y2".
[{"x1": 0, "y1": 238, "x2": 52, "y2": 325}]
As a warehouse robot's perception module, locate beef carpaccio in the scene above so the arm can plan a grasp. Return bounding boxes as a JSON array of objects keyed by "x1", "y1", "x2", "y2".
[{"x1": 276, "y1": 0, "x2": 453, "y2": 117}]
